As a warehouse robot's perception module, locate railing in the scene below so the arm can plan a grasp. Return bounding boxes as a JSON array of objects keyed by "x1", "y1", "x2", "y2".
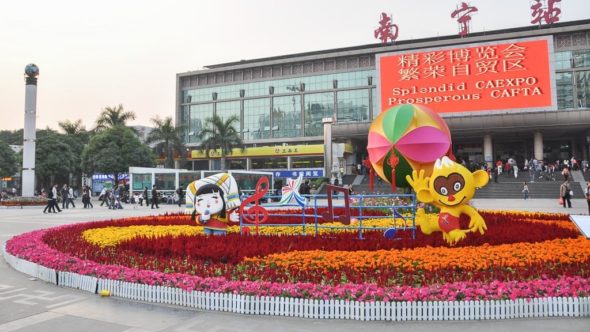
[{"x1": 238, "y1": 193, "x2": 416, "y2": 240}]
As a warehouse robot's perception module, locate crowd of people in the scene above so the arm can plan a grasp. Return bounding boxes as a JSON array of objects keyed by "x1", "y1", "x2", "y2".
[{"x1": 36, "y1": 183, "x2": 186, "y2": 214}]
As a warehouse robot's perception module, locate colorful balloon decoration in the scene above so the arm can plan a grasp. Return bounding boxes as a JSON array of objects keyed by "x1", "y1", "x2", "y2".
[{"x1": 367, "y1": 104, "x2": 452, "y2": 190}]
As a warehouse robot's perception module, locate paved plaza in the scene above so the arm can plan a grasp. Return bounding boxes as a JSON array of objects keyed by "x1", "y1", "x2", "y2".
[{"x1": 1, "y1": 200, "x2": 589, "y2": 331}]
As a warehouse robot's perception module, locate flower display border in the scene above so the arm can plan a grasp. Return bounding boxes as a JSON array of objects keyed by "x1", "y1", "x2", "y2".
[{"x1": 3, "y1": 244, "x2": 589, "y2": 321}]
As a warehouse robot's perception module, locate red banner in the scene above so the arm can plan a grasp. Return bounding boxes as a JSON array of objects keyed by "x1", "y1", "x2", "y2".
[{"x1": 377, "y1": 38, "x2": 555, "y2": 114}]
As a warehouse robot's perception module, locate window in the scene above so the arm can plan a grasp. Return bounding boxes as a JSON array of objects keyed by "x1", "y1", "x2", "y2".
[
  {"x1": 556, "y1": 72, "x2": 574, "y2": 109},
  {"x1": 155, "y1": 173, "x2": 176, "y2": 191},
  {"x1": 337, "y1": 89, "x2": 369, "y2": 122},
  {"x1": 132, "y1": 174, "x2": 152, "y2": 191},
  {"x1": 576, "y1": 70, "x2": 590, "y2": 108},
  {"x1": 189, "y1": 104, "x2": 214, "y2": 143},
  {"x1": 573, "y1": 49, "x2": 590, "y2": 68},
  {"x1": 291, "y1": 156, "x2": 323, "y2": 168},
  {"x1": 216, "y1": 101, "x2": 240, "y2": 123},
  {"x1": 272, "y1": 95, "x2": 301, "y2": 138},
  {"x1": 304, "y1": 93, "x2": 334, "y2": 137},
  {"x1": 244, "y1": 99, "x2": 270, "y2": 140},
  {"x1": 554, "y1": 51, "x2": 572, "y2": 70},
  {"x1": 179, "y1": 172, "x2": 200, "y2": 189}
]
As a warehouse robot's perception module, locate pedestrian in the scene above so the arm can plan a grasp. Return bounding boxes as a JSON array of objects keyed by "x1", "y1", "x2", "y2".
[
  {"x1": 66, "y1": 185, "x2": 76, "y2": 208},
  {"x1": 493, "y1": 167, "x2": 499, "y2": 183},
  {"x1": 510, "y1": 159, "x2": 518, "y2": 179},
  {"x1": 176, "y1": 187, "x2": 184, "y2": 207},
  {"x1": 522, "y1": 182, "x2": 529, "y2": 200},
  {"x1": 560, "y1": 181, "x2": 572, "y2": 208},
  {"x1": 586, "y1": 181, "x2": 590, "y2": 215},
  {"x1": 143, "y1": 187, "x2": 149, "y2": 207},
  {"x1": 43, "y1": 187, "x2": 53, "y2": 213},
  {"x1": 99, "y1": 187, "x2": 107, "y2": 206},
  {"x1": 151, "y1": 185, "x2": 159, "y2": 209},
  {"x1": 45, "y1": 184, "x2": 62, "y2": 213},
  {"x1": 85, "y1": 186, "x2": 93, "y2": 208},
  {"x1": 299, "y1": 180, "x2": 311, "y2": 204},
  {"x1": 61, "y1": 184, "x2": 69, "y2": 209},
  {"x1": 82, "y1": 187, "x2": 88, "y2": 208},
  {"x1": 562, "y1": 167, "x2": 570, "y2": 182},
  {"x1": 133, "y1": 192, "x2": 140, "y2": 209}
]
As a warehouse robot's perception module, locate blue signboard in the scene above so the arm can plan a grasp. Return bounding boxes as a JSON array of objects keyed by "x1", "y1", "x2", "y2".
[{"x1": 272, "y1": 169, "x2": 324, "y2": 178}]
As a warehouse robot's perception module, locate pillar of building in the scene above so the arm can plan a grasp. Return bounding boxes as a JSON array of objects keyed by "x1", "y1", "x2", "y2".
[
  {"x1": 483, "y1": 134, "x2": 493, "y2": 169},
  {"x1": 322, "y1": 117, "x2": 334, "y2": 179},
  {"x1": 246, "y1": 158, "x2": 252, "y2": 171},
  {"x1": 534, "y1": 132, "x2": 543, "y2": 161},
  {"x1": 287, "y1": 156, "x2": 292, "y2": 169}
]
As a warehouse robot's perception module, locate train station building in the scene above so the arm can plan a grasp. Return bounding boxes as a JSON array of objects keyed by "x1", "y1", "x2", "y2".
[{"x1": 176, "y1": 19, "x2": 590, "y2": 177}]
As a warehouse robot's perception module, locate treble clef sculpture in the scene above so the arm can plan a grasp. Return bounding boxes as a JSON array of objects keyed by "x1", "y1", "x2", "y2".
[{"x1": 239, "y1": 177, "x2": 269, "y2": 235}]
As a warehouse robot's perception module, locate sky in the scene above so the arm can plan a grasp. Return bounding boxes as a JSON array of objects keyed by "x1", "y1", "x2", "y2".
[{"x1": 0, "y1": 0, "x2": 589, "y2": 131}]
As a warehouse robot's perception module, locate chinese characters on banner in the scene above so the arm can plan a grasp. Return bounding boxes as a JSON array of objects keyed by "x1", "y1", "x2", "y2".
[
  {"x1": 374, "y1": 12, "x2": 399, "y2": 45},
  {"x1": 531, "y1": 0, "x2": 562, "y2": 25},
  {"x1": 378, "y1": 38, "x2": 554, "y2": 114},
  {"x1": 451, "y1": 2, "x2": 478, "y2": 37}
]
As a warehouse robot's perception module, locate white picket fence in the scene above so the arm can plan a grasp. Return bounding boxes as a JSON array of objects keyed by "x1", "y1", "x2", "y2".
[{"x1": 3, "y1": 244, "x2": 590, "y2": 320}]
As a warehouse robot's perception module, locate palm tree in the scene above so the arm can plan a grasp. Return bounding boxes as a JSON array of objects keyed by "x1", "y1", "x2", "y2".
[
  {"x1": 95, "y1": 104, "x2": 136, "y2": 131},
  {"x1": 58, "y1": 119, "x2": 85, "y2": 136},
  {"x1": 146, "y1": 116, "x2": 185, "y2": 168},
  {"x1": 198, "y1": 114, "x2": 244, "y2": 170}
]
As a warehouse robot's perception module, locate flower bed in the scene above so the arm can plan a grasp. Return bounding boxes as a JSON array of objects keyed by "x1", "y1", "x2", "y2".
[
  {"x1": 5, "y1": 209, "x2": 590, "y2": 302},
  {"x1": 0, "y1": 197, "x2": 48, "y2": 206}
]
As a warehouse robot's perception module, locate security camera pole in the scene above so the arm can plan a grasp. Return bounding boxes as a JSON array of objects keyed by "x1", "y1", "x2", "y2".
[{"x1": 22, "y1": 63, "x2": 39, "y2": 197}]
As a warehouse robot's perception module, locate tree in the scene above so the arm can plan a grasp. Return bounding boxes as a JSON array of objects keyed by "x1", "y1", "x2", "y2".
[
  {"x1": 95, "y1": 104, "x2": 136, "y2": 131},
  {"x1": 35, "y1": 130, "x2": 80, "y2": 189},
  {"x1": 197, "y1": 114, "x2": 244, "y2": 170},
  {"x1": 0, "y1": 140, "x2": 17, "y2": 178},
  {"x1": 0, "y1": 129, "x2": 23, "y2": 145},
  {"x1": 146, "y1": 116, "x2": 185, "y2": 169},
  {"x1": 58, "y1": 119, "x2": 84, "y2": 135},
  {"x1": 58, "y1": 119, "x2": 90, "y2": 186},
  {"x1": 81, "y1": 126, "x2": 154, "y2": 185}
]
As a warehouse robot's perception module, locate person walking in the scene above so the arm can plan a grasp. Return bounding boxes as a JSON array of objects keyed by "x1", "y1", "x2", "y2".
[
  {"x1": 142, "y1": 187, "x2": 149, "y2": 207},
  {"x1": 60, "y1": 184, "x2": 68, "y2": 209},
  {"x1": 151, "y1": 185, "x2": 159, "y2": 209},
  {"x1": 46, "y1": 184, "x2": 62, "y2": 213},
  {"x1": 586, "y1": 181, "x2": 590, "y2": 215},
  {"x1": 82, "y1": 186, "x2": 93, "y2": 208},
  {"x1": 176, "y1": 187, "x2": 184, "y2": 207},
  {"x1": 99, "y1": 187, "x2": 107, "y2": 206},
  {"x1": 43, "y1": 187, "x2": 53, "y2": 213},
  {"x1": 560, "y1": 181, "x2": 572, "y2": 208},
  {"x1": 522, "y1": 182, "x2": 529, "y2": 200},
  {"x1": 66, "y1": 185, "x2": 76, "y2": 208}
]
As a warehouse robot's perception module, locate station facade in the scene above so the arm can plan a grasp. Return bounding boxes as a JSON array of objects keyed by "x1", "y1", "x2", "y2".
[{"x1": 176, "y1": 20, "x2": 590, "y2": 177}]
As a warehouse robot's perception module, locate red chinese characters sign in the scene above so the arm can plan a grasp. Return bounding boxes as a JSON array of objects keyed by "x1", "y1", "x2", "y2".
[
  {"x1": 377, "y1": 38, "x2": 555, "y2": 114},
  {"x1": 451, "y1": 2, "x2": 478, "y2": 37},
  {"x1": 531, "y1": 0, "x2": 561, "y2": 25},
  {"x1": 374, "y1": 12, "x2": 399, "y2": 45}
]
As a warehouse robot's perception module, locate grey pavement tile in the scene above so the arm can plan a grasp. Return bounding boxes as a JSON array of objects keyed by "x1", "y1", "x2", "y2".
[
  {"x1": 0, "y1": 303, "x2": 47, "y2": 326},
  {"x1": 15, "y1": 314, "x2": 129, "y2": 332},
  {"x1": 51, "y1": 297, "x2": 196, "y2": 331}
]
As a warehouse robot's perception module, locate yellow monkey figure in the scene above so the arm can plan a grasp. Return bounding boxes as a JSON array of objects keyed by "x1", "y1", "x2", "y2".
[{"x1": 406, "y1": 156, "x2": 489, "y2": 245}]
